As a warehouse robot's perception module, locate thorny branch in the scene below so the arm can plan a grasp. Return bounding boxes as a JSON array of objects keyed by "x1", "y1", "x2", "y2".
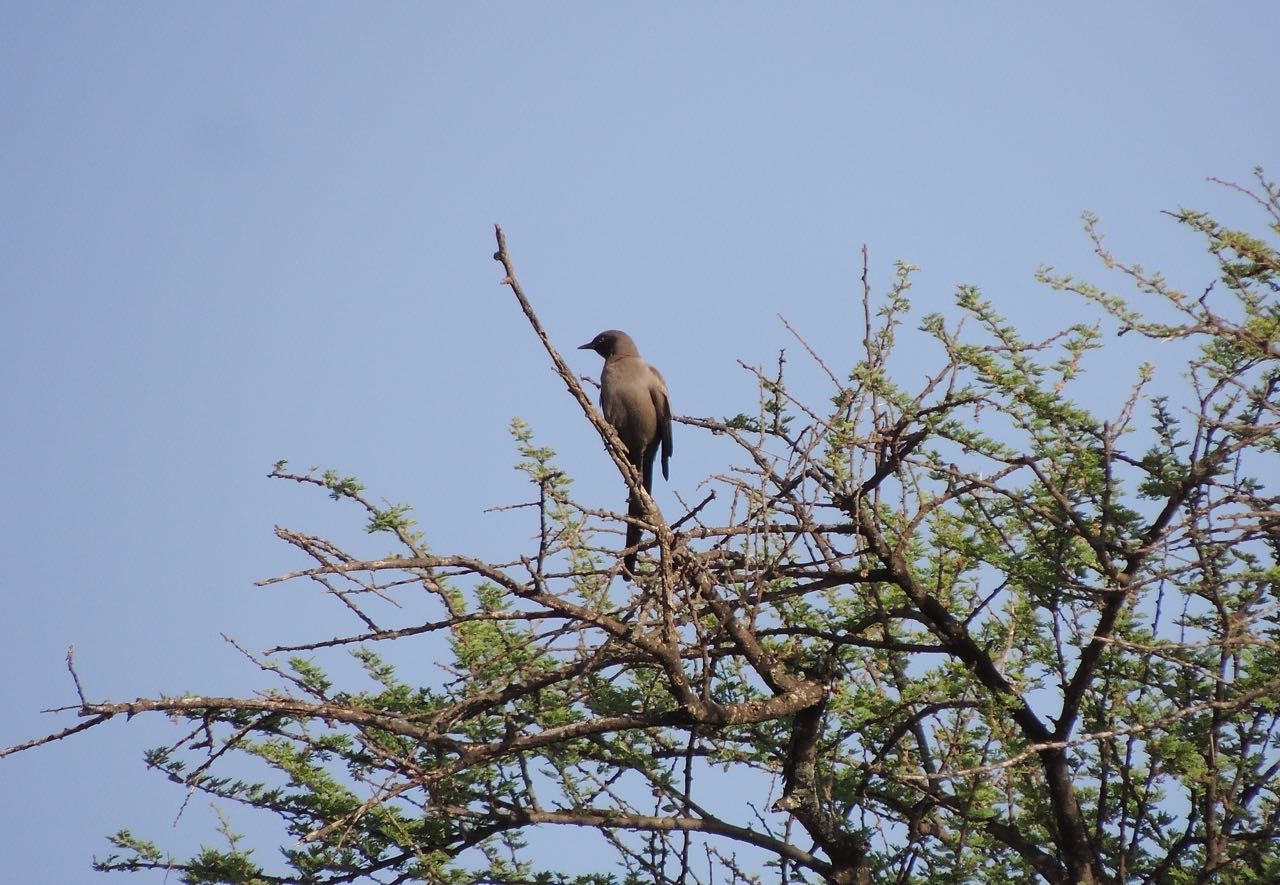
[{"x1": 7, "y1": 179, "x2": 1280, "y2": 884}]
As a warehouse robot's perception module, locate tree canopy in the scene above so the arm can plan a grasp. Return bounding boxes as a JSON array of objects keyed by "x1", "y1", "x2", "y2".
[{"x1": 6, "y1": 173, "x2": 1279, "y2": 885}]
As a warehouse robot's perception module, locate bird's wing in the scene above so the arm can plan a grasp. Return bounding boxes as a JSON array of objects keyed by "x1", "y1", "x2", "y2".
[{"x1": 650, "y1": 365, "x2": 673, "y2": 481}]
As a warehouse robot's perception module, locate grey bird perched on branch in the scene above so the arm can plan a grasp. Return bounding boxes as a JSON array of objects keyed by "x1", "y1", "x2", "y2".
[{"x1": 579, "y1": 330, "x2": 673, "y2": 577}]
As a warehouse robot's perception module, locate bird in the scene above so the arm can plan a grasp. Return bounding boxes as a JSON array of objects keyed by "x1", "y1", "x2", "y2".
[{"x1": 578, "y1": 330, "x2": 672, "y2": 577}]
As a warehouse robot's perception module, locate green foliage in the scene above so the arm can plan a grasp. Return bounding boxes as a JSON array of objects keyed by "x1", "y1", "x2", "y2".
[
  {"x1": 320, "y1": 470, "x2": 363, "y2": 501},
  {"x1": 40, "y1": 173, "x2": 1280, "y2": 883}
]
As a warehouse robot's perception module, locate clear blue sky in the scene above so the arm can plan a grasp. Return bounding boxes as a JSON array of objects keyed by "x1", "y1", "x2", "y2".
[{"x1": 2, "y1": 4, "x2": 1276, "y2": 881}]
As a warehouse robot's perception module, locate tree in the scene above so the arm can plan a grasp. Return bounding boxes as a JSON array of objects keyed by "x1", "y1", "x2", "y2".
[{"x1": 6, "y1": 173, "x2": 1279, "y2": 885}]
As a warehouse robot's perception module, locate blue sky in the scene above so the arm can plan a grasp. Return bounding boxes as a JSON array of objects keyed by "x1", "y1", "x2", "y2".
[{"x1": 2, "y1": 3, "x2": 1277, "y2": 881}]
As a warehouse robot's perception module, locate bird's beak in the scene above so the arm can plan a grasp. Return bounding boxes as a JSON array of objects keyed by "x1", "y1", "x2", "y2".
[{"x1": 577, "y1": 342, "x2": 593, "y2": 350}]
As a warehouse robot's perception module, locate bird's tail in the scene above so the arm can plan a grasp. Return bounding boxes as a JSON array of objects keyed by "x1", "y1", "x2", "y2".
[{"x1": 624, "y1": 491, "x2": 644, "y2": 577}]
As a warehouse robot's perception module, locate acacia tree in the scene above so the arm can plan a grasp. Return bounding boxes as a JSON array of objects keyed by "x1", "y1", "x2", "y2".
[{"x1": 6, "y1": 174, "x2": 1279, "y2": 885}]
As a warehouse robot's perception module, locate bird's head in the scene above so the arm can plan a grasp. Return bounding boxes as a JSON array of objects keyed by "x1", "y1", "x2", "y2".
[{"x1": 578, "y1": 329, "x2": 638, "y2": 359}]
